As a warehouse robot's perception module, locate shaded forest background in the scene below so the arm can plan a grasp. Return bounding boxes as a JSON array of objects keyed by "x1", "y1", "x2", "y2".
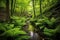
[{"x1": 0, "y1": 0, "x2": 60, "y2": 40}]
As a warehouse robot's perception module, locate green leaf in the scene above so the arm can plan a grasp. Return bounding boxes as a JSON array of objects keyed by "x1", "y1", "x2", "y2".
[
  {"x1": 6, "y1": 28, "x2": 26, "y2": 36},
  {"x1": 44, "y1": 27, "x2": 56, "y2": 36}
]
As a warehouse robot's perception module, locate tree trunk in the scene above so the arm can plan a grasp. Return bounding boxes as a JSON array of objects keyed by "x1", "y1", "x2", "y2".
[
  {"x1": 32, "y1": 0, "x2": 36, "y2": 18},
  {"x1": 11, "y1": 0, "x2": 13, "y2": 16},
  {"x1": 13, "y1": 0, "x2": 16, "y2": 14},
  {"x1": 39, "y1": 0, "x2": 42, "y2": 18},
  {"x1": 11, "y1": 0, "x2": 16, "y2": 16},
  {"x1": 6, "y1": 0, "x2": 10, "y2": 21}
]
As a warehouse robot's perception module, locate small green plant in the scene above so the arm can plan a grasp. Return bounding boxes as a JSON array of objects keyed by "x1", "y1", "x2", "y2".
[
  {"x1": 0, "y1": 16, "x2": 30, "y2": 40},
  {"x1": 30, "y1": 16, "x2": 58, "y2": 40}
]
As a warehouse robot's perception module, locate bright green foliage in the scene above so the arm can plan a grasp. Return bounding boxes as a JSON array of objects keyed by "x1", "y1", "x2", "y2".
[
  {"x1": 0, "y1": 16, "x2": 30, "y2": 40},
  {"x1": 44, "y1": 27, "x2": 56, "y2": 36},
  {"x1": 6, "y1": 28, "x2": 26, "y2": 36},
  {"x1": 11, "y1": 16, "x2": 26, "y2": 28},
  {"x1": 30, "y1": 16, "x2": 60, "y2": 38},
  {"x1": 41, "y1": 0, "x2": 58, "y2": 13},
  {"x1": 28, "y1": 24, "x2": 34, "y2": 31},
  {"x1": 44, "y1": 24, "x2": 60, "y2": 37},
  {"x1": 0, "y1": 23, "x2": 14, "y2": 31}
]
